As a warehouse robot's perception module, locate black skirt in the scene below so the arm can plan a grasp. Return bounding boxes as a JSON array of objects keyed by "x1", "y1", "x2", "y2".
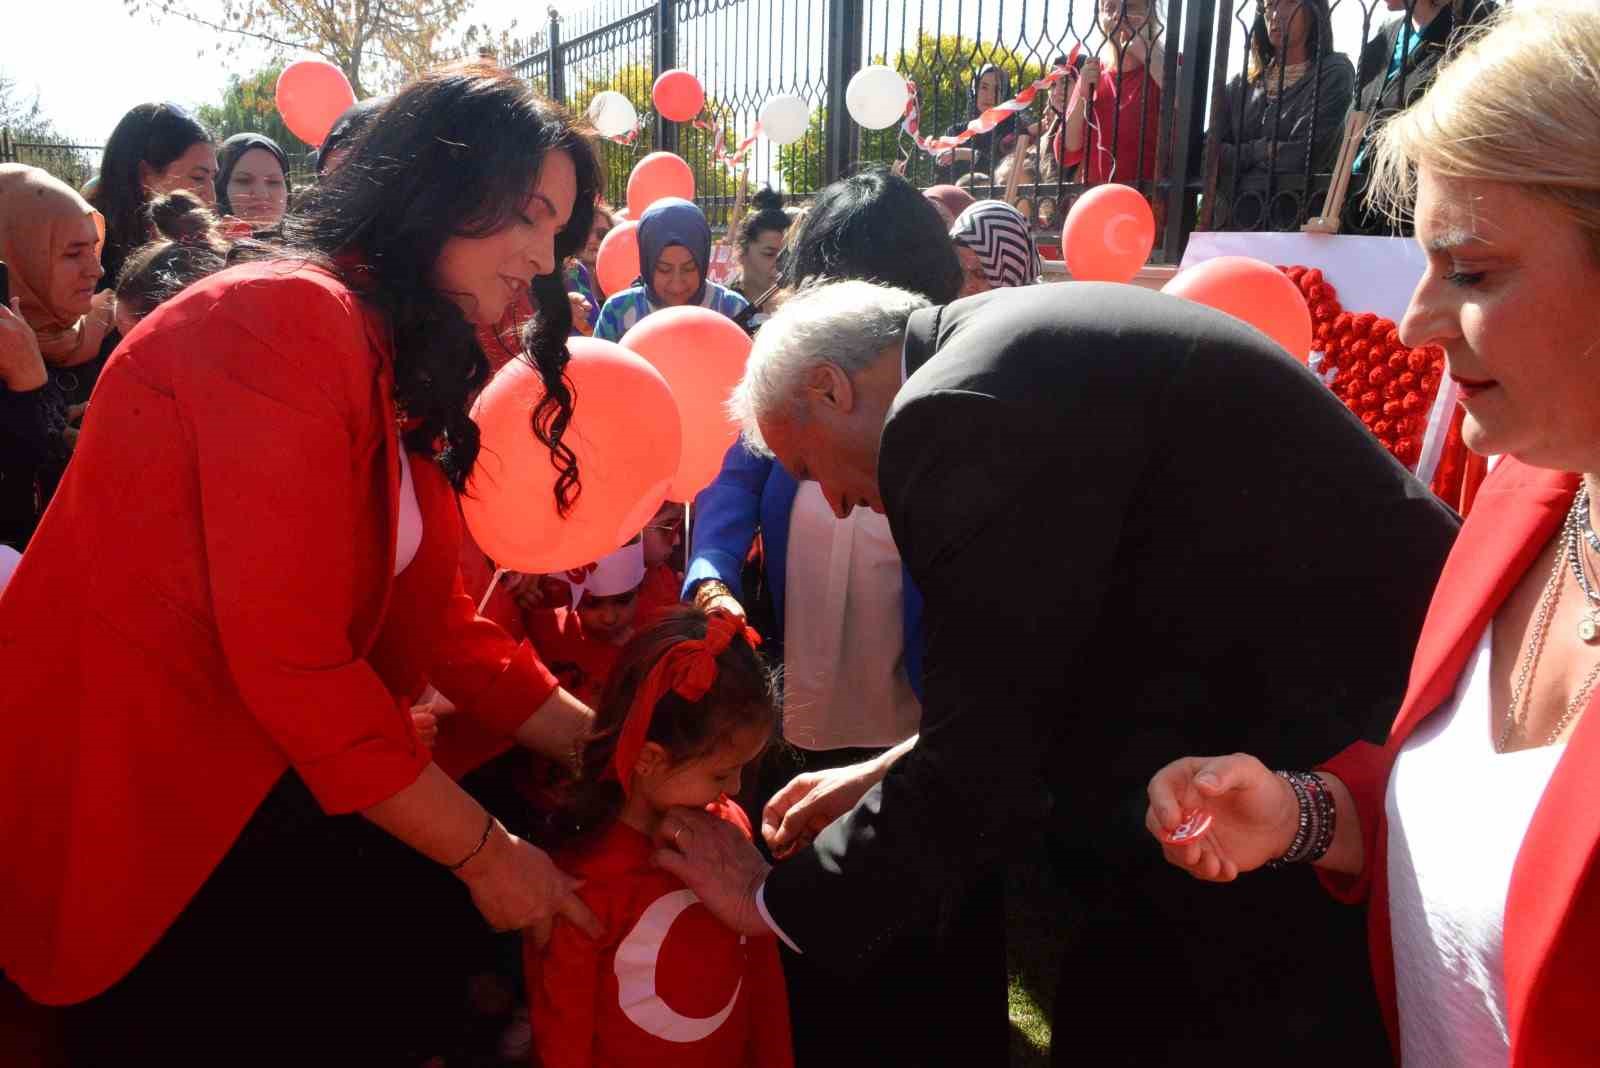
[{"x1": 60, "y1": 771, "x2": 493, "y2": 1067}]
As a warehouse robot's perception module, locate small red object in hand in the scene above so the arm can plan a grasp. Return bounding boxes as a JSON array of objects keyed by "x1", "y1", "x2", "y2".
[{"x1": 1163, "y1": 810, "x2": 1213, "y2": 845}]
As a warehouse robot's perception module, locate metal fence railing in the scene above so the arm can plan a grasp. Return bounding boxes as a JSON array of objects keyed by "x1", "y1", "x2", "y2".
[
  {"x1": 3, "y1": 0, "x2": 1487, "y2": 267},
  {"x1": 506, "y1": 0, "x2": 1493, "y2": 261},
  {"x1": 0, "y1": 130, "x2": 103, "y2": 193}
]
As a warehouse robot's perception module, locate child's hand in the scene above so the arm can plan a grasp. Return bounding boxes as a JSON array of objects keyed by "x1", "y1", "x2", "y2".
[{"x1": 411, "y1": 708, "x2": 439, "y2": 747}]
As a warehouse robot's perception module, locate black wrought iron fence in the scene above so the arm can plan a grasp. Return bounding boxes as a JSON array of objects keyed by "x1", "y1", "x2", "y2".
[
  {"x1": 506, "y1": 0, "x2": 1496, "y2": 261},
  {"x1": 0, "y1": 130, "x2": 102, "y2": 193},
  {"x1": 5, "y1": 0, "x2": 1489, "y2": 266}
]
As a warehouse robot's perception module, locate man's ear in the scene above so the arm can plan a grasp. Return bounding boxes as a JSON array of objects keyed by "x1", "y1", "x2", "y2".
[{"x1": 803, "y1": 362, "x2": 856, "y2": 415}]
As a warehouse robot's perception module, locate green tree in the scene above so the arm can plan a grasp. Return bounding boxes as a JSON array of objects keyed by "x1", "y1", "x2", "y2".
[
  {"x1": 195, "y1": 66, "x2": 316, "y2": 166},
  {"x1": 776, "y1": 34, "x2": 1047, "y2": 194},
  {"x1": 0, "y1": 75, "x2": 95, "y2": 190},
  {"x1": 567, "y1": 62, "x2": 754, "y2": 231},
  {"x1": 126, "y1": 0, "x2": 512, "y2": 98}
]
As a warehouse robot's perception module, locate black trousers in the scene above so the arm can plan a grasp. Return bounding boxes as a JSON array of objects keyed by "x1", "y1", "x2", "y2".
[
  {"x1": 746, "y1": 744, "x2": 1009, "y2": 1067},
  {"x1": 60, "y1": 772, "x2": 496, "y2": 1067}
]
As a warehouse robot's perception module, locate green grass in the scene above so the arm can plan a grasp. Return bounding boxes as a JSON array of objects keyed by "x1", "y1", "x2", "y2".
[{"x1": 1005, "y1": 858, "x2": 1072, "y2": 1067}]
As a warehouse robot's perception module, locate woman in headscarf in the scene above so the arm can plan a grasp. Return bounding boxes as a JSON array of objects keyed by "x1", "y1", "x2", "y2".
[
  {"x1": 215, "y1": 132, "x2": 292, "y2": 231},
  {"x1": 948, "y1": 198, "x2": 1042, "y2": 297},
  {"x1": 935, "y1": 64, "x2": 1020, "y2": 186},
  {"x1": 0, "y1": 164, "x2": 113, "y2": 547},
  {"x1": 592, "y1": 196, "x2": 749, "y2": 342}
]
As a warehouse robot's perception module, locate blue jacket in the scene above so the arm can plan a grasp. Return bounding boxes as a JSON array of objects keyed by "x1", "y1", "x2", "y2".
[{"x1": 684, "y1": 442, "x2": 925, "y2": 698}]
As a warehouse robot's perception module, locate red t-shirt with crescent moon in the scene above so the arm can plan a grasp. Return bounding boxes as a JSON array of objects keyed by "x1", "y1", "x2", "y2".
[{"x1": 527, "y1": 798, "x2": 794, "y2": 1067}]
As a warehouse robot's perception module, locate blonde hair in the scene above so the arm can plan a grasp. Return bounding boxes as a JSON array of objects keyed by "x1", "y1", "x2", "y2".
[{"x1": 1366, "y1": 0, "x2": 1600, "y2": 257}]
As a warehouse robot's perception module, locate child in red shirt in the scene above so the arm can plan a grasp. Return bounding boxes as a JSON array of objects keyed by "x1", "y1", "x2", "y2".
[
  {"x1": 527, "y1": 539, "x2": 648, "y2": 708},
  {"x1": 526, "y1": 607, "x2": 792, "y2": 1067},
  {"x1": 637, "y1": 501, "x2": 685, "y2": 627},
  {"x1": 1054, "y1": 0, "x2": 1166, "y2": 185}
]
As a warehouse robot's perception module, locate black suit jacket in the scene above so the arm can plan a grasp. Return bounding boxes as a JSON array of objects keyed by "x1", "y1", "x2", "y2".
[{"x1": 762, "y1": 284, "x2": 1459, "y2": 1059}]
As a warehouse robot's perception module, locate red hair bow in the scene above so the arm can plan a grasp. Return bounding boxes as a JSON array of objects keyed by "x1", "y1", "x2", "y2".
[{"x1": 609, "y1": 610, "x2": 761, "y2": 795}]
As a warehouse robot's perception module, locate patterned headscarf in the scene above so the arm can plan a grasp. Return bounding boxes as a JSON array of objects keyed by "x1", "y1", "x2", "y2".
[{"x1": 949, "y1": 199, "x2": 1040, "y2": 289}]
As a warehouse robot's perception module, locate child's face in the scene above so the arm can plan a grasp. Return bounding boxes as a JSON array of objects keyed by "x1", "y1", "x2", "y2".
[
  {"x1": 640, "y1": 721, "x2": 772, "y2": 812},
  {"x1": 577, "y1": 588, "x2": 639, "y2": 645},
  {"x1": 642, "y1": 505, "x2": 683, "y2": 568}
]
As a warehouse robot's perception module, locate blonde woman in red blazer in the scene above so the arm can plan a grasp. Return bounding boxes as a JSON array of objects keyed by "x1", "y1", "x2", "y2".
[
  {"x1": 0, "y1": 68, "x2": 610, "y2": 1063},
  {"x1": 1147, "y1": 3, "x2": 1600, "y2": 1063}
]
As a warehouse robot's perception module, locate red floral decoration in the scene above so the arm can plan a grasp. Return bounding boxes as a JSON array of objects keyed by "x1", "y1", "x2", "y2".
[{"x1": 1279, "y1": 265, "x2": 1446, "y2": 469}]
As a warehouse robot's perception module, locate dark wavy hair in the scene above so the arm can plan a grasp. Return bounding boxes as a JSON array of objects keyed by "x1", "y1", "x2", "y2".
[
  {"x1": 113, "y1": 191, "x2": 231, "y2": 321},
  {"x1": 285, "y1": 64, "x2": 602, "y2": 503},
  {"x1": 546, "y1": 607, "x2": 777, "y2": 848},
  {"x1": 91, "y1": 103, "x2": 214, "y2": 283},
  {"x1": 778, "y1": 168, "x2": 962, "y2": 302},
  {"x1": 737, "y1": 187, "x2": 791, "y2": 252}
]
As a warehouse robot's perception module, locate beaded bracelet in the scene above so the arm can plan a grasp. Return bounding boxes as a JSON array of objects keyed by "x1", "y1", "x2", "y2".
[{"x1": 1268, "y1": 770, "x2": 1336, "y2": 867}]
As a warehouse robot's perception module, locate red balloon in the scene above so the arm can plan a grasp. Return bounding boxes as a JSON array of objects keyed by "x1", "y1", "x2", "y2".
[
  {"x1": 620, "y1": 306, "x2": 754, "y2": 501},
  {"x1": 626, "y1": 152, "x2": 695, "y2": 218},
  {"x1": 652, "y1": 69, "x2": 705, "y2": 123},
  {"x1": 595, "y1": 220, "x2": 641, "y2": 300},
  {"x1": 463, "y1": 338, "x2": 682, "y2": 573},
  {"x1": 1063, "y1": 184, "x2": 1155, "y2": 283},
  {"x1": 1162, "y1": 256, "x2": 1314, "y2": 363},
  {"x1": 275, "y1": 60, "x2": 357, "y2": 146}
]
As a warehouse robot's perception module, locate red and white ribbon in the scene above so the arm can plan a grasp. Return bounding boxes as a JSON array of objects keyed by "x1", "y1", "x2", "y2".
[
  {"x1": 691, "y1": 115, "x2": 761, "y2": 168},
  {"x1": 902, "y1": 46, "x2": 1079, "y2": 157}
]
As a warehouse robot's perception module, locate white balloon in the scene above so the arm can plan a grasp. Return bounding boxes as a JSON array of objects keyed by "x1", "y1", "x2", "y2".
[
  {"x1": 845, "y1": 65, "x2": 910, "y2": 130},
  {"x1": 759, "y1": 94, "x2": 812, "y2": 146},
  {"x1": 587, "y1": 90, "x2": 639, "y2": 139}
]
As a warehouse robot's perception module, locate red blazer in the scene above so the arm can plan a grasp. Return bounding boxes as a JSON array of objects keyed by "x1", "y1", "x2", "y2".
[
  {"x1": 1320, "y1": 457, "x2": 1600, "y2": 1065},
  {"x1": 0, "y1": 262, "x2": 557, "y2": 1005}
]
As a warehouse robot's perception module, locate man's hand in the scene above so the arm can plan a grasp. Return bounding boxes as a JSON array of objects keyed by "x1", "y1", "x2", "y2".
[
  {"x1": 761, "y1": 758, "x2": 886, "y2": 859},
  {"x1": 653, "y1": 808, "x2": 772, "y2": 937}
]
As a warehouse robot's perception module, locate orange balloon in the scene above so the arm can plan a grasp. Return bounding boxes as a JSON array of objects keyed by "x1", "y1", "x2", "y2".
[
  {"x1": 652, "y1": 69, "x2": 705, "y2": 123},
  {"x1": 620, "y1": 306, "x2": 754, "y2": 501},
  {"x1": 462, "y1": 338, "x2": 682, "y2": 572},
  {"x1": 1162, "y1": 256, "x2": 1314, "y2": 363},
  {"x1": 275, "y1": 60, "x2": 357, "y2": 146},
  {"x1": 1063, "y1": 184, "x2": 1155, "y2": 283},
  {"x1": 595, "y1": 220, "x2": 641, "y2": 299},
  {"x1": 626, "y1": 152, "x2": 695, "y2": 218}
]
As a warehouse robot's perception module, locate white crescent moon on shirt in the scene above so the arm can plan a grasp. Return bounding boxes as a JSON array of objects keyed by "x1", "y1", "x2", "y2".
[{"x1": 614, "y1": 888, "x2": 746, "y2": 1043}]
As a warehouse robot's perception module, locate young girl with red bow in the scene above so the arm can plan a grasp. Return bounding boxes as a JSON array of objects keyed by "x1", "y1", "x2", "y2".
[{"x1": 526, "y1": 607, "x2": 794, "y2": 1067}]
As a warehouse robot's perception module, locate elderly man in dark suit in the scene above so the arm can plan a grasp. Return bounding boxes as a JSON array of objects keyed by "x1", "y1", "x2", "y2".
[{"x1": 656, "y1": 279, "x2": 1459, "y2": 1063}]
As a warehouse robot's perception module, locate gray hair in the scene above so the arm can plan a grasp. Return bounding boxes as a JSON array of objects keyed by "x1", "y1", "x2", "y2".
[{"x1": 727, "y1": 279, "x2": 931, "y2": 454}]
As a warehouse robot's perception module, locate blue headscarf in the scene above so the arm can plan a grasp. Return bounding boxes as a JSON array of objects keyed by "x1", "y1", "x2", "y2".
[{"x1": 637, "y1": 196, "x2": 711, "y2": 306}]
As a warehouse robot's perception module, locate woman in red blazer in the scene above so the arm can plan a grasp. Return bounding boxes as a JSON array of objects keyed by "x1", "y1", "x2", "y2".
[
  {"x1": 1146, "y1": 5, "x2": 1600, "y2": 1064},
  {"x1": 0, "y1": 66, "x2": 608, "y2": 1062}
]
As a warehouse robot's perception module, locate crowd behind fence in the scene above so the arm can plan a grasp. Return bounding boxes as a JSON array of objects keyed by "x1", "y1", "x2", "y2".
[{"x1": 1, "y1": 0, "x2": 1488, "y2": 267}]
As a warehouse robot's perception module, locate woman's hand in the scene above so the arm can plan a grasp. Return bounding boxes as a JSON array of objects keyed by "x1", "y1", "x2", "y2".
[
  {"x1": 567, "y1": 291, "x2": 594, "y2": 336},
  {"x1": 1145, "y1": 753, "x2": 1300, "y2": 883},
  {"x1": 762, "y1": 752, "x2": 894, "y2": 858},
  {"x1": 1077, "y1": 59, "x2": 1103, "y2": 98},
  {"x1": 0, "y1": 298, "x2": 47, "y2": 392},
  {"x1": 455, "y1": 822, "x2": 603, "y2": 948},
  {"x1": 411, "y1": 707, "x2": 439, "y2": 747}
]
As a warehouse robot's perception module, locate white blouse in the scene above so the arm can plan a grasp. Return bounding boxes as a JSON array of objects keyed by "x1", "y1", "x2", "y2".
[
  {"x1": 394, "y1": 444, "x2": 421, "y2": 577},
  {"x1": 779, "y1": 482, "x2": 922, "y2": 751},
  {"x1": 1387, "y1": 628, "x2": 1567, "y2": 1066}
]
